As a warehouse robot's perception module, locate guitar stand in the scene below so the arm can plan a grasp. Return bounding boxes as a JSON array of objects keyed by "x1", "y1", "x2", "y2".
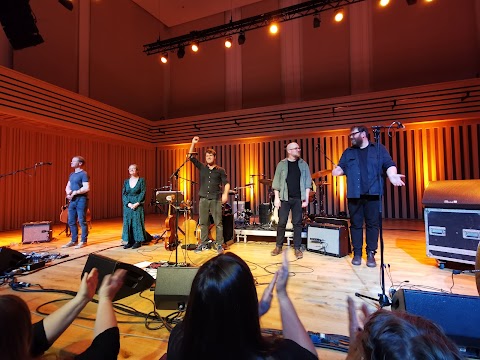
[{"x1": 58, "y1": 223, "x2": 71, "y2": 237}]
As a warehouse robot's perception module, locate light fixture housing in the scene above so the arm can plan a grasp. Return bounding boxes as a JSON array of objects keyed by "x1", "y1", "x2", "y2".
[
  {"x1": 177, "y1": 46, "x2": 185, "y2": 59},
  {"x1": 269, "y1": 23, "x2": 279, "y2": 34},
  {"x1": 58, "y1": 0, "x2": 73, "y2": 11},
  {"x1": 225, "y1": 37, "x2": 232, "y2": 48},
  {"x1": 238, "y1": 32, "x2": 246, "y2": 45},
  {"x1": 191, "y1": 42, "x2": 199, "y2": 52},
  {"x1": 313, "y1": 16, "x2": 321, "y2": 28},
  {"x1": 406, "y1": 0, "x2": 417, "y2": 4}
]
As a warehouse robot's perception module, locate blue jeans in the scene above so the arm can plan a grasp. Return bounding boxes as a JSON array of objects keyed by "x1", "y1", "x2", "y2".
[
  {"x1": 198, "y1": 198, "x2": 223, "y2": 247},
  {"x1": 275, "y1": 198, "x2": 303, "y2": 249},
  {"x1": 347, "y1": 196, "x2": 380, "y2": 255},
  {"x1": 68, "y1": 196, "x2": 88, "y2": 243}
]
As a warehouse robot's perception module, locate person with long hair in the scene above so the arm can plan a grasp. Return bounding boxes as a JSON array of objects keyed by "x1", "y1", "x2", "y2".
[
  {"x1": 167, "y1": 252, "x2": 318, "y2": 360},
  {"x1": 346, "y1": 297, "x2": 463, "y2": 360},
  {"x1": 122, "y1": 164, "x2": 147, "y2": 249},
  {"x1": 0, "y1": 268, "x2": 126, "y2": 360}
]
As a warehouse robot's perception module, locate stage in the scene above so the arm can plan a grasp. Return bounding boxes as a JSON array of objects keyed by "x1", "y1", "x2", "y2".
[{"x1": 0, "y1": 214, "x2": 478, "y2": 359}]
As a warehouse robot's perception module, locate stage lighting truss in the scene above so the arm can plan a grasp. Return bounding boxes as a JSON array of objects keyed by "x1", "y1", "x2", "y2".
[{"x1": 143, "y1": 0, "x2": 365, "y2": 56}]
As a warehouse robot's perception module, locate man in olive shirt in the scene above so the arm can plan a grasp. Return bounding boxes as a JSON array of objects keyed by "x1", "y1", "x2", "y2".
[{"x1": 189, "y1": 136, "x2": 230, "y2": 254}]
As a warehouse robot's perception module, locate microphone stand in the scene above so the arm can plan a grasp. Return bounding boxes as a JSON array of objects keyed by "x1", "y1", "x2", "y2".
[
  {"x1": 355, "y1": 125, "x2": 391, "y2": 308},
  {"x1": 169, "y1": 156, "x2": 192, "y2": 267},
  {"x1": 0, "y1": 162, "x2": 51, "y2": 179}
]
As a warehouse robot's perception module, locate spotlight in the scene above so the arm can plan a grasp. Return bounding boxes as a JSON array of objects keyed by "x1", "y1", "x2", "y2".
[
  {"x1": 225, "y1": 37, "x2": 232, "y2": 48},
  {"x1": 191, "y1": 42, "x2": 199, "y2": 52},
  {"x1": 379, "y1": 0, "x2": 390, "y2": 6},
  {"x1": 58, "y1": 0, "x2": 73, "y2": 11},
  {"x1": 238, "y1": 32, "x2": 246, "y2": 45},
  {"x1": 160, "y1": 53, "x2": 168, "y2": 64},
  {"x1": 313, "y1": 16, "x2": 321, "y2": 28},
  {"x1": 334, "y1": 8, "x2": 344, "y2": 22},
  {"x1": 269, "y1": 23, "x2": 279, "y2": 34},
  {"x1": 177, "y1": 46, "x2": 185, "y2": 59},
  {"x1": 406, "y1": 0, "x2": 417, "y2": 4}
]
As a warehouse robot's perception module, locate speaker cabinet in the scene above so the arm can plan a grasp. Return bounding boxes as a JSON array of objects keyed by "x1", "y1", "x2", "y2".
[
  {"x1": 422, "y1": 179, "x2": 480, "y2": 209},
  {"x1": 0, "y1": 0, "x2": 44, "y2": 50},
  {"x1": 392, "y1": 289, "x2": 480, "y2": 350},
  {"x1": 154, "y1": 267, "x2": 198, "y2": 310},
  {"x1": 307, "y1": 223, "x2": 349, "y2": 257},
  {"x1": 82, "y1": 254, "x2": 154, "y2": 301},
  {"x1": 0, "y1": 247, "x2": 27, "y2": 275},
  {"x1": 22, "y1": 221, "x2": 52, "y2": 244}
]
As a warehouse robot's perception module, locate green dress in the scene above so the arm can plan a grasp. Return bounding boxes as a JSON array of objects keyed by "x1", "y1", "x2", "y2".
[{"x1": 122, "y1": 177, "x2": 146, "y2": 244}]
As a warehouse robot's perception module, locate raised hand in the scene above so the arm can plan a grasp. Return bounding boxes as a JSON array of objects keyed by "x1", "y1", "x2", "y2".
[{"x1": 258, "y1": 272, "x2": 278, "y2": 316}]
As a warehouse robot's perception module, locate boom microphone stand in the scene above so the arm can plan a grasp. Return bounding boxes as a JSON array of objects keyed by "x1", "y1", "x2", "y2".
[
  {"x1": 355, "y1": 122, "x2": 404, "y2": 308},
  {"x1": 169, "y1": 155, "x2": 194, "y2": 267}
]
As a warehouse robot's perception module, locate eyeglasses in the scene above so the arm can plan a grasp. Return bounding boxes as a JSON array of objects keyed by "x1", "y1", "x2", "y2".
[{"x1": 349, "y1": 131, "x2": 361, "y2": 138}]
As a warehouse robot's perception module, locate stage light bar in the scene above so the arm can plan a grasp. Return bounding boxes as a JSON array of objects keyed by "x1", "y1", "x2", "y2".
[{"x1": 143, "y1": 0, "x2": 365, "y2": 56}]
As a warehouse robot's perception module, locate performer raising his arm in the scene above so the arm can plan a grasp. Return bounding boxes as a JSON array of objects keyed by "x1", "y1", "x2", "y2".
[
  {"x1": 189, "y1": 137, "x2": 230, "y2": 254},
  {"x1": 63, "y1": 156, "x2": 90, "y2": 249},
  {"x1": 332, "y1": 125, "x2": 405, "y2": 267}
]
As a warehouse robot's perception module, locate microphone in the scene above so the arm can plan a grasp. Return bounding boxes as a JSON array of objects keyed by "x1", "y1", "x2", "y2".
[
  {"x1": 371, "y1": 125, "x2": 385, "y2": 129},
  {"x1": 187, "y1": 152, "x2": 198, "y2": 156},
  {"x1": 36, "y1": 162, "x2": 53, "y2": 166},
  {"x1": 395, "y1": 121, "x2": 405, "y2": 129}
]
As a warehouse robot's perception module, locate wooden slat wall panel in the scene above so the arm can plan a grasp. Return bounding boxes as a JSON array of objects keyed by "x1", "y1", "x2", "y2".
[
  {"x1": 156, "y1": 119, "x2": 480, "y2": 220},
  {"x1": 0, "y1": 124, "x2": 156, "y2": 231}
]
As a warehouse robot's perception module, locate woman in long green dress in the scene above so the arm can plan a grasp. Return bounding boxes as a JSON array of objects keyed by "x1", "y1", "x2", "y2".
[{"x1": 122, "y1": 164, "x2": 146, "y2": 249}]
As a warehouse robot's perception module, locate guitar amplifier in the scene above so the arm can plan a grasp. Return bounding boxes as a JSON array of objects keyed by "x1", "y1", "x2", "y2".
[
  {"x1": 307, "y1": 223, "x2": 349, "y2": 257},
  {"x1": 22, "y1": 221, "x2": 52, "y2": 244}
]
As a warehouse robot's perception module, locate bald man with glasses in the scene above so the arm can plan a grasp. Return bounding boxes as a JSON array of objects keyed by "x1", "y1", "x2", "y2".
[
  {"x1": 271, "y1": 142, "x2": 312, "y2": 259},
  {"x1": 332, "y1": 126, "x2": 405, "y2": 267}
]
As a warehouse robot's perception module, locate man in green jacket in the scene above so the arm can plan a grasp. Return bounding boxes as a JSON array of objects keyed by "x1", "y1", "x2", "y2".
[{"x1": 271, "y1": 142, "x2": 312, "y2": 259}]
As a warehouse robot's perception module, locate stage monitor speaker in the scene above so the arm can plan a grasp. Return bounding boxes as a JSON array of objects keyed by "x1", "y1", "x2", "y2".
[
  {"x1": 391, "y1": 289, "x2": 480, "y2": 350},
  {"x1": 154, "y1": 267, "x2": 198, "y2": 310},
  {"x1": 422, "y1": 179, "x2": 480, "y2": 209},
  {"x1": 0, "y1": 0, "x2": 44, "y2": 50},
  {"x1": 82, "y1": 254, "x2": 154, "y2": 301},
  {"x1": 0, "y1": 247, "x2": 27, "y2": 275}
]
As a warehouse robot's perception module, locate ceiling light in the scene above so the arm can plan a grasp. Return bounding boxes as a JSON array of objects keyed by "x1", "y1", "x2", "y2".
[
  {"x1": 334, "y1": 8, "x2": 344, "y2": 22},
  {"x1": 238, "y1": 32, "x2": 246, "y2": 45},
  {"x1": 225, "y1": 37, "x2": 232, "y2": 48},
  {"x1": 191, "y1": 42, "x2": 199, "y2": 52},
  {"x1": 313, "y1": 16, "x2": 321, "y2": 28},
  {"x1": 160, "y1": 53, "x2": 168, "y2": 64},
  {"x1": 269, "y1": 23, "x2": 279, "y2": 34},
  {"x1": 379, "y1": 0, "x2": 390, "y2": 6}
]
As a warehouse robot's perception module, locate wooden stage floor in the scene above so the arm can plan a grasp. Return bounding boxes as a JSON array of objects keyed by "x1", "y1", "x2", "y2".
[{"x1": 0, "y1": 215, "x2": 477, "y2": 360}]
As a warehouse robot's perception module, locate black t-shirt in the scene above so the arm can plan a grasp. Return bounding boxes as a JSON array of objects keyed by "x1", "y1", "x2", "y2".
[
  {"x1": 31, "y1": 320, "x2": 120, "y2": 360},
  {"x1": 286, "y1": 160, "x2": 301, "y2": 199},
  {"x1": 358, "y1": 147, "x2": 369, "y2": 195},
  {"x1": 166, "y1": 322, "x2": 318, "y2": 360}
]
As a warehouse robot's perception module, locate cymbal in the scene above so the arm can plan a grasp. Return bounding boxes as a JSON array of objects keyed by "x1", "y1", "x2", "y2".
[
  {"x1": 311, "y1": 169, "x2": 332, "y2": 179},
  {"x1": 315, "y1": 182, "x2": 330, "y2": 186},
  {"x1": 259, "y1": 179, "x2": 273, "y2": 186}
]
